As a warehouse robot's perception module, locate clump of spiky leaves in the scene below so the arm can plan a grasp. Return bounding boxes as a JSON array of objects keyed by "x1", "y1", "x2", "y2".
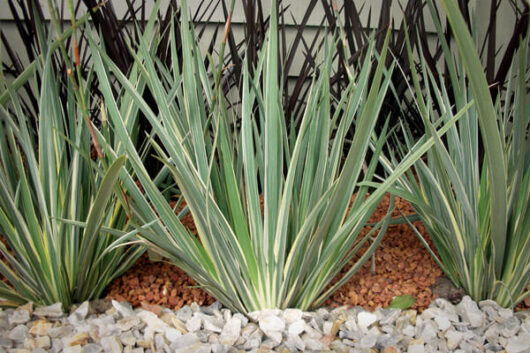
[
  {"x1": 90, "y1": 0, "x2": 466, "y2": 313},
  {"x1": 1, "y1": 0, "x2": 220, "y2": 168},
  {"x1": 0, "y1": 33, "x2": 143, "y2": 308},
  {"x1": 383, "y1": 1, "x2": 529, "y2": 308}
]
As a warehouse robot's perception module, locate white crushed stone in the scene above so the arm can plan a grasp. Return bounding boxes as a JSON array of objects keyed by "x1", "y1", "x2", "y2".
[{"x1": 0, "y1": 296, "x2": 527, "y2": 352}]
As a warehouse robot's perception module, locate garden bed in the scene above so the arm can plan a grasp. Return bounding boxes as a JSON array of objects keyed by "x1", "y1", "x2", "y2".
[{"x1": 105, "y1": 195, "x2": 454, "y2": 312}]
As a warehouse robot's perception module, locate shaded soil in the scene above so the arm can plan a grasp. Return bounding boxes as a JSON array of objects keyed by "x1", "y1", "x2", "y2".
[{"x1": 105, "y1": 195, "x2": 448, "y2": 312}]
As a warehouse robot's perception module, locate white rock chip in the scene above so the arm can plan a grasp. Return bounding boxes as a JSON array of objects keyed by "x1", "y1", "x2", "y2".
[
  {"x1": 304, "y1": 323, "x2": 322, "y2": 339},
  {"x1": 137, "y1": 310, "x2": 169, "y2": 332},
  {"x1": 261, "y1": 337, "x2": 281, "y2": 349},
  {"x1": 420, "y1": 307, "x2": 439, "y2": 320},
  {"x1": 116, "y1": 316, "x2": 141, "y2": 331},
  {"x1": 33, "y1": 335, "x2": 51, "y2": 349},
  {"x1": 357, "y1": 311, "x2": 377, "y2": 331},
  {"x1": 48, "y1": 325, "x2": 74, "y2": 339},
  {"x1": 408, "y1": 339, "x2": 425, "y2": 353},
  {"x1": 232, "y1": 313, "x2": 248, "y2": 327},
  {"x1": 501, "y1": 316, "x2": 521, "y2": 337},
  {"x1": 119, "y1": 331, "x2": 136, "y2": 346},
  {"x1": 380, "y1": 308, "x2": 401, "y2": 325},
  {"x1": 176, "y1": 306, "x2": 193, "y2": 322},
  {"x1": 285, "y1": 333, "x2": 305, "y2": 351},
  {"x1": 203, "y1": 317, "x2": 223, "y2": 333},
  {"x1": 170, "y1": 333, "x2": 201, "y2": 352},
  {"x1": 202, "y1": 301, "x2": 222, "y2": 315},
  {"x1": 111, "y1": 301, "x2": 135, "y2": 318},
  {"x1": 403, "y1": 324, "x2": 415, "y2": 337},
  {"x1": 64, "y1": 345, "x2": 83, "y2": 353},
  {"x1": 160, "y1": 313, "x2": 187, "y2": 333},
  {"x1": 247, "y1": 309, "x2": 277, "y2": 322},
  {"x1": 240, "y1": 323, "x2": 258, "y2": 339},
  {"x1": 8, "y1": 325, "x2": 29, "y2": 341},
  {"x1": 419, "y1": 321, "x2": 437, "y2": 341},
  {"x1": 197, "y1": 343, "x2": 213, "y2": 353},
  {"x1": 303, "y1": 335, "x2": 324, "y2": 350},
  {"x1": 259, "y1": 314, "x2": 285, "y2": 343},
  {"x1": 9, "y1": 309, "x2": 31, "y2": 325},
  {"x1": 31, "y1": 348, "x2": 48, "y2": 353},
  {"x1": 62, "y1": 332, "x2": 89, "y2": 347},
  {"x1": 165, "y1": 327, "x2": 182, "y2": 342},
  {"x1": 506, "y1": 333, "x2": 530, "y2": 353},
  {"x1": 378, "y1": 333, "x2": 399, "y2": 347},
  {"x1": 34, "y1": 303, "x2": 63, "y2": 318},
  {"x1": 82, "y1": 344, "x2": 103, "y2": 353},
  {"x1": 185, "y1": 315, "x2": 202, "y2": 332},
  {"x1": 211, "y1": 343, "x2": 228, "y2": 353},
  {"x1": 457, "y1": 296, "x2": 486, "y2": 327},
  {"x1": 433, "y1": 298, "x2": 459, "y2": 322},
  {"x1": 154, "y1": 333, "x2": 169, "y2": 351},
  {"x1": 0, "y1": 337, "x2": 13, "y2": 349},
  {"x1": 242, "y1": 329, "x2": 262, "y2": 351},
  {"x1": 445, "y1": 329, "x2": 463, "y2": 350},
  {"x1": 434, "y1": 314, "x2": 451, "y2": 331},
  {"x1": 219, "y1": 317, "x2": 241, "y2": 345},
  {"x1": 288, "y1": 319, "x2": 305, "y2": 336},
  {"x1": 283, "y1": 309, "x2": 303, "y2": 324},
  {"x1": 69, "y1": 302, "x2": 90, "y2": 325},
  {"x1": 358, "y1": 332, "x2": 378, "y2": 348},
  {"x1": 100, "y1": 336, "x2": 122, "y2": 353}
]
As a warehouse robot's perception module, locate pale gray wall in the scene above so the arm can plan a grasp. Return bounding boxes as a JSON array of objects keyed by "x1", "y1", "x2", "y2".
[{"x1": 0, "y1": 0, "x2": 520, "y2": 75}]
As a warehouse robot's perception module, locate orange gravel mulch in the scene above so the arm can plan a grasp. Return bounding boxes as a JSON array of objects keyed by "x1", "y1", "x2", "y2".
[
  {"x1": 105, "y1": 194, "x2": 445, "y2": 312},
  {"x1": 323, "y1": 195, "x2": 443, "y2": 311},
  {"x1": 105, "y1": 254, "x2": 215, "y2": 310}
]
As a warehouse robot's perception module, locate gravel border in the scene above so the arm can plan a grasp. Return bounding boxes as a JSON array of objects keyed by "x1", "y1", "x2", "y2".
[{"x1": 0, "y1": 296, "x2": 528, "y2": 353}]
